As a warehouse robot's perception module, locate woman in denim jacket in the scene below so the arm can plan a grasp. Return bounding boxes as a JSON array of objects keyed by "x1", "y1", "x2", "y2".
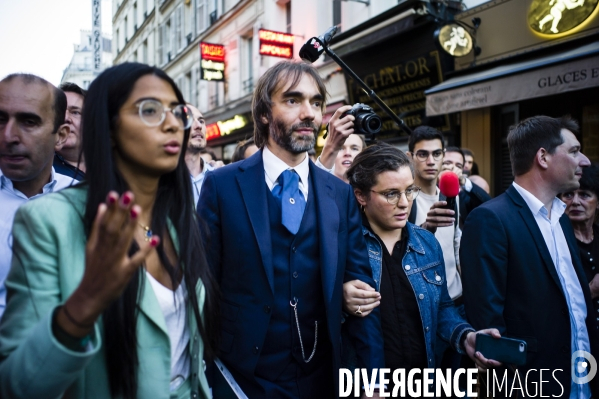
[{"x1": 341, "y1": 143, "x2": 500, "y2": 390}]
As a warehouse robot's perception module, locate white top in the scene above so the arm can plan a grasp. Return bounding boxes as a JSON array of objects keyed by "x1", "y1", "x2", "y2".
[
  {"x1": 190, "y1": 159, "x2": 214, "y2": 207},
  {"x1": 146, "y1": 272, "x2": 190, "y2": 392},
  {"x1": 263, "y1": 146, "x2": 310, "y2": 200},
  {"x1": 513, "y1": 182, "x2": 591, "y2": 399},
  {"x1": 414, "y1": 189, "x2": 463, "y2": 300},
  {"x1": 0, "y1": 168, "x2": 74, "y2": 320}
]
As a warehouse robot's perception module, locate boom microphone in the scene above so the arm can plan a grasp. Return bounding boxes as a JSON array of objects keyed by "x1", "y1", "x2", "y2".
[
  {"x1": 438, "y1": 172, "x2": 460, "y2": 212},
  {"x1": 299, "y1": 26, "x2": 338, "y2": 63}
]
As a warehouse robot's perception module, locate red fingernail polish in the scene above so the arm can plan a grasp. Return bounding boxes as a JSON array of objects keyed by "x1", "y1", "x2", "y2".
[
  {"x1": 130, "y1": 208, "x2": 138, "y2": 219},
  {"x1": 150, "y1": 237, "x2": 158, "y2": 247},
  {"x1": 123, "y1": 194, "x2": 131, "y2": 205},
  {"x1": 108, "y1": 195, "x2": 116, "y2": 204}
]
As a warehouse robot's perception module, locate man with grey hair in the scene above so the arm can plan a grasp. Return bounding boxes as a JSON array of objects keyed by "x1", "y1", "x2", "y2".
[{"x1": 0, "y1": 74, "x2": 71, "y2": 319}]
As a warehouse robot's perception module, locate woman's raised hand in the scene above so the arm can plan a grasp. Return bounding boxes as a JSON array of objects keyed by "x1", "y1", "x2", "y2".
[{"x1": 57, "y1": 191, "x2": 159, "y2": 337}]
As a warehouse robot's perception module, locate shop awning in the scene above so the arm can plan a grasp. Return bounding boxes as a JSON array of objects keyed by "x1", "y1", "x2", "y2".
[{"x1": 425, "y1": 41, "x2": 599, "y2": 116}]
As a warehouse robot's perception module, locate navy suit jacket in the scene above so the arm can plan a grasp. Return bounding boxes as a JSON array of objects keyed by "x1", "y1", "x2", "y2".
[
  {"x1": 198, "y1": 150, "x2": 384, "y2": 395},
  {"x1": 461, "y1": 185, "x2": 599, "y2": 397}
]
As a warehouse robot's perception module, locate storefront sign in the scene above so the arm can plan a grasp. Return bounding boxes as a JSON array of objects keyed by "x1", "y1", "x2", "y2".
[
  {"x1": 200, "y1": 42, "x2": 225, "y2": 81},
  {"x1": 346, "y1": 51, "x2": 446, "y2": 134},
  {"x1": 206, "y1": 114, "x2": 249, "y2": 141},
  {"x1": 259, "y1": 29, "x2": 294, "y2": 59},
  {"x1": 426, "y1": 55, "x2": 599, "y2": 116},
  {"x1": 436, "y1": 24, "x2": 473, "y2": 57},
  {"x1": 528, "y1": 0, "x2": 599, "y2": 36}
]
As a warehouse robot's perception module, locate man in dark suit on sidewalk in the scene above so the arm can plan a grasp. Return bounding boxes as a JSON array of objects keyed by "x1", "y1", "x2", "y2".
[
  {"x1": 461, "y1": 115, "x2": 597, "y2": 398},
  {"x1": 198, "y1": 60, "x2": 384, "y2": 398}
]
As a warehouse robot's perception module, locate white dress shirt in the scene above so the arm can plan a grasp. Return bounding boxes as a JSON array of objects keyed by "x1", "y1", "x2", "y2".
[
  {"x1": 0, "y1": 168, "x2": 74, "y2": 320},
  {"x1": 513, "y1": 182, "x2": 591, "y2": 399},
  {"x1": 190, "y1": 158, "x2": 213, "y2": 207},
  {"x1": 263, "y1": 146, "x2": 309, "y2": 200}
]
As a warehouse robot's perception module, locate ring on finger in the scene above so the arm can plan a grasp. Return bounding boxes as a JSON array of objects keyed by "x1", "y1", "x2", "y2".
[{"x1": 355, "y1": 305, "x2": 363, "y2": 315}]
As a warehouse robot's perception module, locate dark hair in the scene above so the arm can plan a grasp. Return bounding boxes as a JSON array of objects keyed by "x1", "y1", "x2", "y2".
[
  {"x1": 200, "y1": 148, "x2": 217, "y2": 161},
  {"x1": 346, "y1": 142, "x2": 413, "y2": 194},
  {"x1": 462, "y1": 148, "x2": 474, "y2": 158},
  {"x1": 508, "y1": 115, "x2": 578, "y2": 176},
  {"x1": 445, "y1": 146, "x2": 465, "y2": 164},
  {"x1": 252, "y1": 60, "x2": 327, "y2": 148},
  {"x1": 2, "y1": 73, "x2": 66, "y2": 133},
  {"x1": 579, "y1": 163, "x2": 599, "y2": 198},
  {"x1": 59, "y1": 81, "x2": 87, "y2": 98},
  {"x1": 231, "y1": 137, "x2": 256, "y2": 162},
  {"x1": 82, "y1": 62, "x2": 218, "y2": 398},
  {"x1": 408, "y1": 125, "x2": 445, "y2": 152}
]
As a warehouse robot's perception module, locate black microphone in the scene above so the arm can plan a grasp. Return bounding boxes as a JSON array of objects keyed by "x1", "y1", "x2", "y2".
[{"x1": 299, "y1": 26, "x2": 338, "y2": 63}]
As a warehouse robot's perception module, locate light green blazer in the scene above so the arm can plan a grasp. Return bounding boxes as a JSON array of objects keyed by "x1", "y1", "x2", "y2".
[{"x1": 0, "y1": 186, "x2": 211, "y2": 399}]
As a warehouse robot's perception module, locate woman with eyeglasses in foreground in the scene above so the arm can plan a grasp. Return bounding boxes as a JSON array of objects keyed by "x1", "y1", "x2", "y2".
[
  {"x1": 0, "y1": 63, "x2": 218, "y2": 399},
  {"x1": 341, "y1": 143, "x2": 500, "y2": 390}
]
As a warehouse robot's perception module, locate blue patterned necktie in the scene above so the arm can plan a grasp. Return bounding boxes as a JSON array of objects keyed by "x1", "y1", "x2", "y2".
[{"x1": 272, "y1": 169, "x2": 306, "y2": 235}]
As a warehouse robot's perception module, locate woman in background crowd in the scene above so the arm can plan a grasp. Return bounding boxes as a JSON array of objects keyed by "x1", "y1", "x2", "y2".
[
  {"x1": 231, "y1": 137, "x2": 258, "y2": 162},
  {"x1": 0, "y1": 63, "x2": 218, "y2": 399},
  {"x1": 560, "y1": 164, "x2": 599, "y2": 317},
  {"x1": 341, "y1": 143, "x2": 500, "y2": 391}
]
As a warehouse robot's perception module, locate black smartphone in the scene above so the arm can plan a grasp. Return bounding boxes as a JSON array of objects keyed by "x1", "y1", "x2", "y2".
[{"x1": 475, "y1": 334, "x2": 527, "y2": 366}]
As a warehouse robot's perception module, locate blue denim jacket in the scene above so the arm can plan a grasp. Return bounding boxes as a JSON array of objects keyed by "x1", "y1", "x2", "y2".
[{"x1": 362, "y1": 221, "x2": 473, "y2": 368}]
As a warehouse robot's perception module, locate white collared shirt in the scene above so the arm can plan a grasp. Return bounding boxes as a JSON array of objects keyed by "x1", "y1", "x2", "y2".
[
  {"x1": 513, "y1": 182, "x2": 591, "y2": 399},
  {"x1": 0, "y1": 168, "x2": 74, "y2": 320},
  {"x1": 263, "y1": 146, "x2": 309, "y2": 201},
  {"x1": 190, "y1": 158, "x2": 214, "y2": 207}
]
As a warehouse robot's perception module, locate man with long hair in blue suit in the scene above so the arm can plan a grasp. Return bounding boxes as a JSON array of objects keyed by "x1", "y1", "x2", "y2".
[{"x1": 198, "y1": 60, "x2": 384, "y2": 398}]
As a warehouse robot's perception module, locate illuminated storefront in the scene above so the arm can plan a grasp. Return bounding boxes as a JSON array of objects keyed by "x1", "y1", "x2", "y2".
[{"x1": 425, "y1": 0, "x2": 599, "y2": 195}]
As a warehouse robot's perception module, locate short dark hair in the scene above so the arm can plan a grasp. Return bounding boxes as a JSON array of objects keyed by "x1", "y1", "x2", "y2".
[
  {"x1": 445, "y1": 146, "x2": 465, "y2": 164},
  {"x1": 231, "y1": 137, "x2": 256, "y2": 162},
  {"x1": 408, "y1": 125, "x2": 445, "y2": 152},
  {"x1": 200, "y1": 148, "x2": 217, "y2": 161},
  {"x1": 347, "y1": 142, "x2": 413, "y2": 195},
  {"x1": 508, "y1": 115, "x2": 578, "y2": 176},
  {"x1": 462, "y1": 148, "x2": 474, "y2": 158},
  {"x1": 579, "y1": 163, "x2": 599, "y2": 198},
  {"x1": 252, "y1": 60, "x2": 327, "y2": 148},
  {"x1": 59, "y1": 81, "x2": 87, "y2": 98},
  {"x1": 2, "y1": 73, "x2": 66, "y2": 134}
]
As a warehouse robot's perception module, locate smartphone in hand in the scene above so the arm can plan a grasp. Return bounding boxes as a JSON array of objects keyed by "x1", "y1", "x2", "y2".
[{"x1": 475, "y1": 334, "x2": 527, "y2": 366}]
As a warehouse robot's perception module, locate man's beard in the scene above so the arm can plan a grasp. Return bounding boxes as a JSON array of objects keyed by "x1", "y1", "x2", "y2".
[
  {"x1": 270, "y1": 118, "x2": 319, "y2": 154},
  {"x1": 187, "y1": 140, "x2": 205, "y2": 154}
]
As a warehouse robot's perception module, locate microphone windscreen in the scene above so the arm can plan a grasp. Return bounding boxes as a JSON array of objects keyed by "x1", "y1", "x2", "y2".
[
  {"x1": 439, "y1": 172, "x2": 460, "y2": 198},
  {"x1": 299, "y1": 38, "x2": 324, "y2": 63}
]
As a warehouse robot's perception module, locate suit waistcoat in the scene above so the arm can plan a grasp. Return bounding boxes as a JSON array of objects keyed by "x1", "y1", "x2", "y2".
[{"x1": 255, "y1": 176, "x2": 330, "y2": 380}]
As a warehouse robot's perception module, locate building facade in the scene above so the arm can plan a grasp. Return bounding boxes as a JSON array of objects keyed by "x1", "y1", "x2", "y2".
[
  {"x1": 425, "y1": 0, "x2": 599, "y2": 195},
  {"x1": 114, "y1": 0, "x2": 464, "y2": 160},
  {"x1": 61, "y1": 30, "x2": 113, "y2": 89}
]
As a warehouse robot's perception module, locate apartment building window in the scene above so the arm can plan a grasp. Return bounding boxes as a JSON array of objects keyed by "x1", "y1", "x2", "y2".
[
  {"x1": 175, "y1": 6, "x2": 183, "y2": 52},
  {"x1": 116, "y1": 28, "x2": 120, "y2": 52},
  {"x1": 209, "y1": 0, "x2": 217, "y2": 25},
  {"x1": 133, "y1": 2, "x2": 138, "y2": 30},
  {"x1": 196, "y1": 0, "x2": 207, "y2": 34},
  {"x1": 333, "y1": 0, "x2": 341, "y2": 27},
  {"x1": 208, "y1": 81, "x2": 219, "y2": 110},
  {"x1": 124, "y1": 16, "x2": 129, "y2": 42},
  {"x1": 143, "y1": 39, "x2": 148, "y2": 64},
  {"x1": 185, "y1": 71, "x2": 192, "y2": 103},
  {"x1": 286, "y1": 1, "x2": 291, "y2": 33},
  {"x1": 165, "y1": 18, "x2": 172, "y2": 61},
  {"x1": 242, "y1": 36, "x2": 253, "y2": 95}
]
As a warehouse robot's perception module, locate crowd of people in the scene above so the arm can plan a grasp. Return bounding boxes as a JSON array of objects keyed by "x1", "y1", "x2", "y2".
[{"x1": 0, "y1": 59, "x2": 597, "y2": 399}]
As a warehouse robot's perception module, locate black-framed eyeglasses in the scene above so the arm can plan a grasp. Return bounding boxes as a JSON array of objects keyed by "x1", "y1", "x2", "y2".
[
  {"x1": 414, "y1": 149, "x2": 444, "y2": 161},
  {"x1": 136, "y1": 99, "x2": 192, "y2": 129},
  {"x1": 371, "y1": 186, "x2": 421, "y2": 205}
]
